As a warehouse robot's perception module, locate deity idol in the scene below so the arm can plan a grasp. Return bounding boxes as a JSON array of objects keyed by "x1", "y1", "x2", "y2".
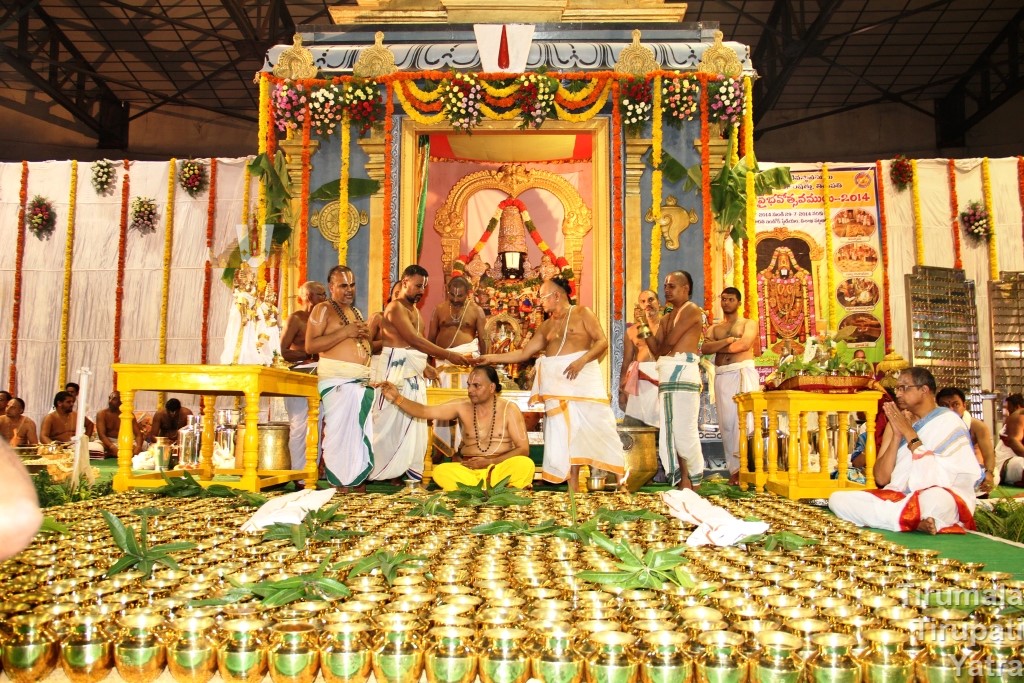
[{"x1": 757, "y1": 246, "x2": 816, "y2": 353}]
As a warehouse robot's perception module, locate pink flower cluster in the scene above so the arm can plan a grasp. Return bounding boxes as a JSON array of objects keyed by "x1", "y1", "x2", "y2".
[
  {"x1": 960, "y1": 200, "x2": 991, "y2": 240},
  {"x1": 273, "y1": 82, "x2": 308, "y2": 134},
  {"x1": 27, "y1": 195, "x2": 56, "y2": 239},
  {"x1": 663, "y1": 77, "x2": 699, "y2": 126},
  {"x1": 442, "y1": 74, "x2": 482, "y2": 132},
  {"x1": 178, "y1": 160, "x2": 207, "y2": 197},
  {"x1": 515, "y1": 72, "x2": 557, "y2": 130},
  {"x1": 708, "y1": 77, "x2": 743, "y2": 128}
]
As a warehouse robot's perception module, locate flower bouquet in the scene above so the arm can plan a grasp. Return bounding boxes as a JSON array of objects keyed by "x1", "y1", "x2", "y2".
[
  {"x1": 309, "y1": 84, "x2": 344, "y2": 137},
  {"x1": 27, "y1": 195, "x2": 56, "y2": 240},
  {"x1": 515, "y1": 72, "x2": 557, "y2": 130},
  {"x1": 130, "y1": 196, "x2": 158, "y2": 235},
  {"x1": 662, "y1": 75, "x2": 699, "y2": 127},
  {"x1": 91, "y1": 159, "x2": 116, "y2": 195},
  {"x1": 441, "y1": 73, "x2": 482, "y2": 132},
  {"x1": 707, "y1": 77, "x2": 743, "y2": 129},
  {"x1": 273, "y1": 81, "x2": 308, "y2": 134},
  {"x1": 619, "y1": 77, "x2": 652, "y2": 136},
  {"x1": 890, "y1": 155, "x2": 913, "y2": 192},
  {"x1": 960, "y1": 200, "x2": 991, "y2": 240},
  {"x1": 178, "y1": 159, "x2": 207, "y2": 197},
  {"x1": 342, "y1": 80, "x2": 384, "y2": 136}
]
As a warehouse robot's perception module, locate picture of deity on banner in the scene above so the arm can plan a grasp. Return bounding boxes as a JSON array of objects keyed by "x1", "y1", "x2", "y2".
[{"x1": 755, "y1": 235, "x2": 820, "y2": 355}]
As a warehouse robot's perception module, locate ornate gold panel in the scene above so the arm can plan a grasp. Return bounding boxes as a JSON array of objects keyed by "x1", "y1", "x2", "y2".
[{"x1": 311, "y1": 201, "x2": 369, "y2": 250}]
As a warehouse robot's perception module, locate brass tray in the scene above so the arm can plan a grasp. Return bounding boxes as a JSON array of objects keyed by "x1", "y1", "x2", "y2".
[{"x1": 766, "y1": 375, "x2": 875, "y2": 394}]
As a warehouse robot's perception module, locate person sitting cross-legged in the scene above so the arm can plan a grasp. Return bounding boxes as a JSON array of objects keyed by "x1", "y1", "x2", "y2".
[{"x1": 375, "y1": 365, "x2": 534, "y2": 490}]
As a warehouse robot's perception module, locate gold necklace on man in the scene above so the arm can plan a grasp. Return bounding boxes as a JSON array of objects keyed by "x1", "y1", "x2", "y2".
[{"x1": 329, "y1": 299, "x2": 371, "y2": 360}]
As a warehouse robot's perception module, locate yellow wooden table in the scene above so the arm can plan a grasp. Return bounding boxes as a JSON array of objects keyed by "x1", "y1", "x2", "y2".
[
  {"x1": 112, "y1": 364, "x2": 319, "y2": 492},
  {"x1": 736, "y1": 389, "x2": 882, "y2": 499}
]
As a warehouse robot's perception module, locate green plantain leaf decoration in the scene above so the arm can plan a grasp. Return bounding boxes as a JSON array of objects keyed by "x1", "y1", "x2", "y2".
[{"x1": 102, "y1": 509, "x2": 196, "y2": 579}]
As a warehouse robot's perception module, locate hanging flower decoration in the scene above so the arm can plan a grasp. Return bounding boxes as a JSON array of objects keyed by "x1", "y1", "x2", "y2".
[
  {"x1": 343, "y1": 80, "x2": 385, "y2": 136},
  {"x1": 960, "y1": 200, "x2": 991, "y2": 241},
  {"x1": 514, "y1": 72, "x2": 557, "y2": 130},
  {"x1": 619, "y1": 77, "x2": 652, "y2": 137},
  {"x1": 890, "y1": 155, "x2": 913, "y2": 192},
  {"x1": 27, "y1": 195, "x2": 57, "y2": 240},
  {"x1": 309, "y1": 84, "x2": 344, "y2": 137},
  {"x1": 178, "y1": 159, "x2": 207, "y2": 197},
  {"x1": 129, "y1": 196, "x2": 158, "y2": 235},
  {"x1": 272, "y1": 81, "x2": 308, "y2": 134},
  {"x1": 662, "y1": 74, "x2": 699, "y2": 127},
  {"x1": 707, "y1": 77, "x2": 743, "y2": 129},
  {"x1": 440, "y1": 73, "x2": 483, "y2": 132},
  {"x1": 91, "y1": 159, "x2": 116, "y2": 195}
]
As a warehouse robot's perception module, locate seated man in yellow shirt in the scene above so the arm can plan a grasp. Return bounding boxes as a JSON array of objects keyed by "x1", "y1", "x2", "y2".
[{"x1": 375, "y1": 365, "x2": 534, "y2": 490}]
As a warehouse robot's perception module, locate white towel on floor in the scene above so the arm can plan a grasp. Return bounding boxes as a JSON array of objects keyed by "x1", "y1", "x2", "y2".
[
  {"x1": 661, "y1": 489, "x2": 769, "y2": 547},
  {"x1": 240, "y1": 488, "x2": 336, "y2": 532}
]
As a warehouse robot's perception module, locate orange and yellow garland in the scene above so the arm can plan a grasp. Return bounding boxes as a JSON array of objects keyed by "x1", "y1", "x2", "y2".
[
  {"x1": 649, "y1": 75, "x2": 663, "y2": 292},
  {"x1": 58, "y1": 161, "x2": 78, "y2": 387},
  {"x1": 875, "y1": 160, "x2": 894, "y2": 351},
  {"x1": 1019, "y1": 156, "x2": 1024, "y2": 248},
  {"x1": 822, "y1": 163, "x2": 836, "y2": 331},
  {"x1": 113, "y1": 160, "x2": 130, "y2": 384},
  {"x1": 298, "y1": 110, "x2": 312, "y2": 284},
  {"x1": 8, "y1": 161, "x2": 28, "y2": 394},
  {"x1": 338, "y1": 112, "x2": 351, "y2": 265},
  {"x1": 610, "y1": 79, "x2": 623, "y2": 320},
  {"x1": 156, "y1": 159, "x2": 176, "y2": 407},
  {"x1": 743, "y1": 75, "x2": 758, "y2": 323},
  {"x1": 382, "y1": 82, "x2": 395, "y2": 305},
  {"x1": 982, "y1": 157, "x2": 998, "y2": 281},
  {"x1": 911, "y1": 159, "x2": 924, "y2": 266},
  {"x1": 697, "y1": 73, "x2": 713, "y2": 314},
  {"x1": 201, "y1": 158, "x2": 217, "y2": 364},
  {"x1": 947, "y1": 159, "x2": 963, "y2": 270}
]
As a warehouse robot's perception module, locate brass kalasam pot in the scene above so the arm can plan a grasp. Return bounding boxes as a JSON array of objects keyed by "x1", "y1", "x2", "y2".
[
  {"x1": 617, "y1": 426, "x2": 658, "y2": 492},
  {"x1": 257, "y1": 423, "x2": 292, "y2": 471},
  {"x1": 114, "y1": 614, "x2": 167, "y2": 683}
]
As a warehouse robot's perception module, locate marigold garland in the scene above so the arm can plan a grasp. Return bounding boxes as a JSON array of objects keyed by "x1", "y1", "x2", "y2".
[
  {"x1": 338, "y1": 112, "x2": 351, "y2": 265},
  {"x1": 114, "y1": 160, "x2": 130, "y2": 381},
  {"x1": 554, "y1": 83, "x2": 611, "y2": 123},
  {"x1": 258, "y1": 74, "x2": 271, "y2": 158},
  {"x1": 947, "y1": 159, "x2": 963, "y2": 270},
  {"x1": 201, "y1": 158, "x2": 217, "y2": 364},
  {"x1": 480, "y1": 79, "x2": 520, "y2": 99},
  {"x1": 58, "y1": 161, "x2": 78, "y2": 387},
  {"x1": 394, "y1": 80, "x2": 445, "y2": 125},
  {"x1": 911, "y1": 159, "x2": 925, "y2": 266},
  {"x1": 382, "y1": 82, "x2": 395, "y2": 305},
  {"x1": 982, "y1": 157, "x2": 999, "y2": 281},
  {"x1": 298, "y1": 109, "x2": 312, "y2": 285},
  {"x1": 556, "y1": 78, "x2": 601, "y2": 103},
  {"x1": 875, "y1": 160, "x2": 894, "y2": 352},
  {"x1": 649, "y1": 75, "x2": 663, "y2": 292},
  {"x1": 158, "y1": 160, "x2": 176, "y2": 374},
  {"x1": 822, "y1": 163, "x2": 836, "y2": 332},
  {"x1": 698, "y1": 73, "x2": 713, "y2": 314},
  {"x1": 1019, "y1": 156, "x2": 1024, "y2": 249},
  {"x1": 743, "y1": 75, "x2": 758, "y2": 321},
  {"x1": 9, "y1": 161, "x2": 28, "y2": 394},
  {"x1": 611, "y1": 79, "x2": 624, "y2": 321}
]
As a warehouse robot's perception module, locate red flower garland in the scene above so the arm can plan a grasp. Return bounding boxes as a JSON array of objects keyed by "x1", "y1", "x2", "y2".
[
  {"x1": 947, "y1": 159, "x2": 962, "y2": 270},
  {"x1": 114, "y1": 159, "x2": 130, "y2": 384},
  {"x1": 875, "y1": 160, "x2": 893, "y2": 352},
  {"x1": 610, "y1": 79, "x2": 623, "y2": 321},
  {"x1": 698, "y1": 73, "x2": 713, "y2": 314},
  {"x1": 201, "y1": 158, "x2": 217, "y2": 364},
  {"x1": 382, "y1": 82, "x2": 395, "y2": 306},
  {"x1": 298, "y1": 107, "x2": 312, "y2": 285},
  {"x1": 1018, "y1": 156, "x2": 1024, "y2": 248},
  {"x1": 8, "y1": 161, "x2": 28, "y2": 394}
]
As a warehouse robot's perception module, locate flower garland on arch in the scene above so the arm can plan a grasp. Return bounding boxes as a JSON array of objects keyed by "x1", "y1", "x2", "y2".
[
  {"x1": 698, "y1": 72, "x2": 713, "y2": 314},
  {"x1": 875, "y1": 160, "x2": 894, "y2": 352},
  {"x1": 742, "y1": 75, "x2": 757, "y2": 319},
  {"x1": 611, "y1": 78, "x2": 624, "y2": 321},
  {"x1": 982, "y1": 157, "x2": 999, "y2": 281},
  {"x1": 947, "y1": 159, "x2": 963, "y2": 270},
  {"x1": 822, "y1": 163, "x2": 836, "y2": 332},
  {"x1": 9, "y1": 161, "x2": 28, "y2": 394},
  {"x1": 338, "y1": 111, "x2": 351, "y2": 265},
  {"x1": 649, "y1": 75, "x2": 663, "y2": 292},
  {"x1": 201, "y1": 158, "x2": 217, "y2": 364},
  {"x1": 382, "y1": 82, "x2": 395, "y2": 305},
  {"x1": 911, "y1": 159, "x2": 925, "y2": 266},
  {"x1": 58, "y1": 161, "x2": 78, "y2": 387},
  {"x1": 113, "y1": 160, "x2": 130, "y2": 380},
  {"x1": 26, "y1": 195, "x2": 57, "y2": 240},
  {"x1": 158, "y1": 159, "x2": 176, "y2": 381}
]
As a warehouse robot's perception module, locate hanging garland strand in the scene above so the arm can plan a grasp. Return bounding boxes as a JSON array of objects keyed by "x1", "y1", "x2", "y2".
[
  {"x1": 113, "y1": 160, "x2": 130, "y2": 386},
  {"x1": 743, "y1": 75, "x2": 758, "y2": 322},
  {"x1": 875, "y1": 160, "x2": 894, "y2": 352},
  {"x1": 9, "y1": 161, "x2": 29, "y2": 394},
  {"x1": 911, "y1": 159, "x2": 925, "y2": 266},
  {"x1": 201, "y1": 158, "x2": 217, "y2": 364},
  {"x1": 382, "y1": 81, "x2": 395, "y2": 306},
  {"x1": 698, "y1": 73, "x2": 713, "y2": 314},
  {"x1": 156, "y1": 160, "x2": 176, "y2": 407},
  {"x1": 610, "y1": 79, "x2": 624, "y2": 321},
  {"x1": 298, "y1": 106, "x2": 312, "y2": 285},
  {"x1": 947, "y1": 159, "x2": 963, "y2": 270},
  {"x1": 1019, "y1": 156, "x2": 1024, "y2": 249},
  {"x1": 982, "y1": 157, "x2": 999, "y2": 281},
  {"x1": 822, "y1": 163, "x2": 836, "y2": 332},
  {"x1": 649, "y1": 75, "x2": 663, "y2": 292},
  {"x1": 59, "y1": 161, "x2": 78, "y2": 387},
  {"x1": 338, "y1": 111, "x2": 351, "y2": 265}
]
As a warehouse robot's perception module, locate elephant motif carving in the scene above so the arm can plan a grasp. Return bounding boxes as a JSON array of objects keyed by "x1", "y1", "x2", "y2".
[{"x1": 645, "y1": 195, "x2": 699, "y2": 250}]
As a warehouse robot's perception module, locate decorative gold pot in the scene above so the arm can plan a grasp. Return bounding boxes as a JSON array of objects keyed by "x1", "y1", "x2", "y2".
[
  {"x1": 805, "y1": 633, "x2": 861, "y2": 683},
  {"x1": 424, "y1": 626, "x2": 477, "y2": 683},
  {"x1": 217, "y1": 618, "x2": 268, "y2": 683},
  {"x1": 478, "y1": 628, "x2": 531, "y2": 683},
  {"x1": 167, "y1": 616, "x2": 219, "y2": 683},
  {"x1": 114, "y1": 614, "x2": 167, "y2": 683},
  {"x1": 640, "y1": 630, "x2": 690, "y2": 683},
  {"x1": 695, "y1": 631, "x2": 746, "y2": 683},
  {"x1": 750, "y1": 631, "x2": 802, "y2": 683},
  {"x1": 531, "y1": 621, "x2": 584, "y2": 683},
  {"x1": 268, "y1": 622, "x2": 320, "y2": 683},
  {"x1": 861, "y1": 629, "x2": 913, "y2": 683},
  {"x1": 1, "y1": 613, "x2": 59, "y2": 683},
  {"x1": 59, "y1": 614, "x2": 113, "y2": 683},
  {"x1": 617, "y1": 426, "x2": 659, "y2": 492}
]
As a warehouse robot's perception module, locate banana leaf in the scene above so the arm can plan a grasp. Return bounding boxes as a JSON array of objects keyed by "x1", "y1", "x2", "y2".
[
  {"x1": 247, "y1": 151, "x2": 292, "y2": 224},
  {"x1": 309, "y1": 177, "x2": 381, "y2": 202}
]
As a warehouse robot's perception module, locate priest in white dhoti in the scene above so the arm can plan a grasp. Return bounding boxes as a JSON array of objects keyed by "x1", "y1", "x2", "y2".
[
  {"x1": 642, "y1": 271, "x2": 706, "y2": 489},
  {"x1": 829, "y1": 367, "x2": 978, "y2": 534},
  {"x1": 373, "y1": 265, "x2": 473, "y2": 482},
  {"x1": 305, "y1": 266, "x2": 374, "y2": 489},
  {"x1": 477, "y1": 276, "x2": 624, "y2": 491}
]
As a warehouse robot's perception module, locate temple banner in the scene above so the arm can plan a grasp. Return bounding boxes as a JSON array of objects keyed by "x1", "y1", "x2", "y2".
[{"x1": 752, "y1": 164, "x2": 885, "y2": 368}]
